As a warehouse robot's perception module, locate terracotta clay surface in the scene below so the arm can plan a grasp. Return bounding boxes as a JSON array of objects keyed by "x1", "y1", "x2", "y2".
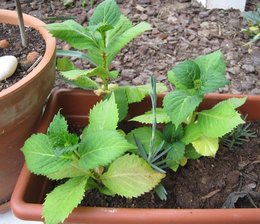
[
  {"x1": 0, "y1": 9, "x2": 56, "y2": 210},
  {"x1": 11, "y1": 89, "x2": 260, "y2": 224}
]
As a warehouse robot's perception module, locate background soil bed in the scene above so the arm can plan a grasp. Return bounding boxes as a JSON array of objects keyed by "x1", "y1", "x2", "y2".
[{"x1": 1, "y1": 0, "x2": 259, "y2": 94}]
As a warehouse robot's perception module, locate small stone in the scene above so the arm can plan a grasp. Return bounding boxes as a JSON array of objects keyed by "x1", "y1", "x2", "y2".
[
  {"x1": 230, "y1": 88, "x2": 242, "y2": 94},
  {"x1": 77, "y1": 11, "x2": 87, "y2": 24},
  {"x1": 251, "y1": 88, "x2": 260, "y2": 94},
  {"x1": 198, "y1": 30, "x2": 211, "y2": 37},
  {"x1": 227, "y1": 66, "x2": 240, "y2": 75},
  {"x1": 0, "y1": 55, "x2": 18, "y2": 81},
  {"x1": 242, "y1": 64, "x2": 255, "y2": 73},
  {"x1": 157, "y1": 75, "x2": 166, "y2": 81},
  {"x1": 138, "y1": 46, "x2": 149, "y2": 55},
  {"x1": 158, "y1": 63, "x2": 167, "y2": 71},
  {"x1": 26, "y1": 51, "x2": 39, "y2": 63},
  {"x1": 121, "y1": 69, "x2": 135, "y2": 79},
  {"x1": 199, "y1": 11, "x2": 211, "y2": 18},
  {"x1": 121, "y1": 8, "x2": 130, "y2": 15},
  {"x1": 132, "y1": 76, "x2": 144, "y2": 85},
  {"x1": 136, "y1": 4, "x2": 146, "y2": 12},
  {"x1": 137, "y1": 0, "x2": 151, "y2": 4},
  {"x1": 140, "y1": 14, "x2": 148, "y2": 21},
  {"x1": 119, "y1": 80, "x2": 130, "y2": 86},
  {"x1": 62, "y1": 44, "x2": 71, "y2": 50},
  {"x1": 167, "y1": 16, "x2": 178, "y2": 24},
  {"x1": 0, "y1": 39, "x2": 10, "y2": 48},
  {"x1": 241, "y1": 81, "x2": 254, "y2": 90},
  {"x1": 188, "y1": 35, "x2": 196, "y2": 41},
  {"x1": 152, "y1": 28, "x2": 160, "y2": 35},
  {"x1": 159, "y1": 33, "x2": 168, "y2": 40}
]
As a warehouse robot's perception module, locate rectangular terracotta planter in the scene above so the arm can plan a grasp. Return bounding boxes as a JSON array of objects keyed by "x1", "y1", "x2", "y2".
[{"x1": 11, "y1": 89, "x2": 260, "y2": 224}]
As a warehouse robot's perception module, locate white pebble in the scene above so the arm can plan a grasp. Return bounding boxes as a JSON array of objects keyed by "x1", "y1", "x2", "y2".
[{"x1": 0, "y1": 55, "x2": 18, "y2": 81}]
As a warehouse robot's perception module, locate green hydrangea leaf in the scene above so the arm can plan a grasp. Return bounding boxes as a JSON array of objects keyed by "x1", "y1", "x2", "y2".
[
  {"x1": 43, "y1": 177, "x2": 88, "y2": 224},
  {"x1": 56, "y1": 50, "x2": 90, "y2": 61},
  {"x1": 61, "y1": 66, "x2": 109, "y2": 80},
  {"x1": 197, "y1": 100, "x2": 245, "y2": 138},
  {"x1": 56, "y1": 57, "x2": 76, "y2": 71},
  {"x1": 126, "y1": 127, "x2": 163, "y2": 154},
  {"x1": 215, "y1": 97, "x2": 247, "y2": 109},
  {"x1": 109, "y1": 88, "x2": 129, "y2": 122},
  {"x1": 21, "y1": 134, "x2": 72, "y2": 176},
  {"x1": 47, "y1": 112, "x2": 68, "y2": 138},
  {"x1": 120, "y1": 83, "x2": 167, "y2": 104},
  {"x1": 107, "y1": 22, "x2": 151, "y2": 65},
  {"x1": 130, "y1": 108, "x2": 170, "y2": 124},
  {"x1": 163, "y1": 90, "x2": 203, "y2": 127},
  {"x1": 79, "y1": 130, "x2": 134, "y2": 170},
  {"x1": 86, "y1": 93, "x2": 118, "y2": 133},
  {"x1": 69, "y1": 76, "x2": 100, "y2": 90},
  {"x1": 185, "y1": 144, "x2": 202, "y2": 160},
  {"x1": 181, "y1": 122, "x2": 202, "y2": 145},
  {"x1": 60, "y1": 69, "x2": 100, "y2": 89},
  {"x1": 194, "y1": 50, "x2": 228, "y2": 93},
  {"x1": 168, "y1": 161, "x2": 179, "y2": 172},
  {"x1": 166, "y1": 141, "x2": 185, "y2": 167},
  {"x1": 89, "y1": 0, "x2": 121, "y2": 26},
  {"x1": 47, "y1": 160, "x2": 90, "y2": 180},
  {"x1": 46, "y1": 20, "x2": 99, "y2": 50},
  {"x1": 109, "y1": 70, "x2": 119, "y2": 79},
  {"x1": 101, "y1": 154, "x2": 165, "y2": 198},
  {"x1": 47, "y1": 112, "x2": 79, "y2": 148},
  {"x1": 163, "y1": 124, "x2": 184, "y2": 143},
  {"x1": 170, "y1": 60, "x2": 201, "y2": 90},
  {"x1": 192, "y1": 136, "x2": 219, "y2": 157},
  {"x1": 106, "y1": 15, "x2": 132, "y2": 45},
  {"x1": 61, "y1": 69, "x2": 92, "y2": 80}
]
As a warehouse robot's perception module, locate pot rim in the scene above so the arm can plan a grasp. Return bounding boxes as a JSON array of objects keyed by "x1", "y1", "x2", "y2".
[{"x1": 0, "y1": 9, "x2": 56, "y2": 98}]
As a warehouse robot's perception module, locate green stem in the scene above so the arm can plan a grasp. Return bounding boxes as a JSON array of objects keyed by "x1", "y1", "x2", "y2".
[
  {"x1": 70, "y1": 163, "x2": 91, "y2": 176},
  {"x1": 73, "y1": 151, "x2": 80, "y2": 159},
  {"x1": 101, "y1": 31, "x2": 109, "y2": 91}
]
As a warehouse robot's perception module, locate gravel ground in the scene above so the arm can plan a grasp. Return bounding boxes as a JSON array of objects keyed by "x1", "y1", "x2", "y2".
[{"x1": 1, "y1": 0, "x2": 259, "y2": 94}]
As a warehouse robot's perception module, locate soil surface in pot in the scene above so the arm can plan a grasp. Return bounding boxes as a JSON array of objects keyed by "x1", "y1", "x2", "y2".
[
  {"x1": 48, "y1": 121, "x2": 260, "y2": 209},
  {"x1": 0, "y1": 24, "x2": 45, "y2": 91},
  {"x1": 1, "y1": 0, "x2": 259, "y2": 94}
]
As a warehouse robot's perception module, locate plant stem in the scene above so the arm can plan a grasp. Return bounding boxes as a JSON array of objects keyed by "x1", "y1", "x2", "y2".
[
  {"x1": 15, "y1": 0, "x2": 28, "y2": 47},
  {"x1": 101, "y1": 31, "x2": 109, "y2": 91}
]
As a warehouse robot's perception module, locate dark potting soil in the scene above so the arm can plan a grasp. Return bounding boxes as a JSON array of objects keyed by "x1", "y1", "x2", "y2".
[
  {"x1": 49, "y1": 121, "x2": 260, "y2": 209},
  {"x1": 0, "y1": 24, "x2": 45, "y2": 91}
]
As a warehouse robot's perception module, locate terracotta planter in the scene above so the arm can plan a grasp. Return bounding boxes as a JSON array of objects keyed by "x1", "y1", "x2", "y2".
[
  {"x1": 0, "y1": 9, "x2": 56, "y2": 211},
  {"x1": 11, "y1": 89, "x2": 260, "y2": 224}
]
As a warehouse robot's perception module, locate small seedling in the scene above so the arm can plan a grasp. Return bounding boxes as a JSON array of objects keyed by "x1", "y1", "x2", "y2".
[
  {"x1": 46, "y1": 0, "x2": 167, "y2": 122},
  {"x1": 242, "y1": 4, "x2": 260, "y2": 46},
  {"x1": 130, "y1": 51, "x2": 246, "y2": 173},
  {"x1": 46, "y1": 0, "x2": 151, "y2": 92},
  {"x1": 222, "y1": 119, "x2": 256, "y2": 150}
]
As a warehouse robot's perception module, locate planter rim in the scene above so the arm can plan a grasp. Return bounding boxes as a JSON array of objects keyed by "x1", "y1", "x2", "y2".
[
  {"x1": 52, "y1": 88, "x2": 260, "y2": 98},
  {"x1": 0, "y1": 9, "x2": 56, "y2": 98},
  {"x1": 12, "y1": 164, "x2": 260, "y2": 223}
]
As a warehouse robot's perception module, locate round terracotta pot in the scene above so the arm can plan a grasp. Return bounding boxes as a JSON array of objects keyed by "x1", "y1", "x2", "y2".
[{"x1": 0, "y1": 9, "x2": 56, "y2": 212}]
